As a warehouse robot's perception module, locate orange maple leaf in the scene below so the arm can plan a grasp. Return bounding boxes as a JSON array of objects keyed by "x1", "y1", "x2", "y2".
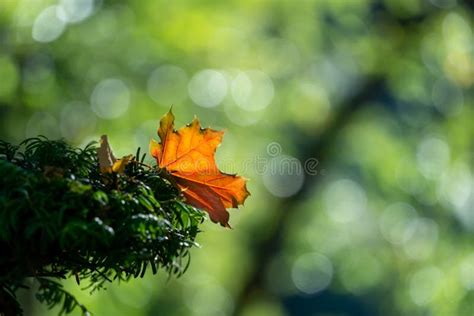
[{"x1": 149, "y1": 110, "x2": 250, "y2": 227}]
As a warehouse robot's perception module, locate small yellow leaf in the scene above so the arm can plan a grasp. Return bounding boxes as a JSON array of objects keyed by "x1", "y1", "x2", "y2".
[
  {"x1": 98, "y1": 135, "x2": 131, "y2": 174},
  {"x1": 112, "y1": 155, "x2": 133, "y2": 174}
]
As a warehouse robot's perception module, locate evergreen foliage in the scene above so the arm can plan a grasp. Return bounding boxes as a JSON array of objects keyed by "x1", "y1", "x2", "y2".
[{"x1": 0, "y1": 137, "x2": 205, "y2": 315}]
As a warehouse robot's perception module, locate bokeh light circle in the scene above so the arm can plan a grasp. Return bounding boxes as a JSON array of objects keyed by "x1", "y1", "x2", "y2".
[
  {"x1": 188, "y1": 69, "x2": 228, "y2": 108},
  {"x1": 262, "y1": 155, "x2": 304, "y2": 198},
  {"x1": 147, "y1": 65, "x2": 188, "y2": 106},
  {"x1": 223, "y1": 101, "x2": 265, "y2": 126},
  {"x1": 57, "y1": 0, "x2": 94, "y2": 24},
  {"x1": 409, "y1": 266, "x2": 443, "y2": 306},
  {"x1": 91, "y1": 78, "x2": 130, "y2": 119},
  {"x1": 459, "y1": 253, "x2": 474, "y2": 290},
  {"x1": 379, "y1": 202, "x2": 418, "y2": 245},
  {"x1": 183, "y1": 278, "x2": 234, "y2": 316},
  {"x1": 60, "y1": 101, "x2": 96, "y2": 142},
  {"x1": 432, "y1": 78, "x2": 463, "y2": 116},
  {"x1": 416, "y1": 137, "x2": 450, "y2": 180},
  {"x1": 402, "y1": 218, "x2": 439, "y2": 260},
  {"x1": 32, "y1": 6, "x2": 66, "y2": 43},
  {"x1": 231, "y1": 70, "x2": 274, "y2": 112},
  {"x1": 339, "y1": 250, "x2": 384, "y2": 294},
  {"x1": 291, "y1": 253, "x2": 333, "y2": 294},
  {"x1": 324, "y1": 179, "x2": 367, "y2": 223}
]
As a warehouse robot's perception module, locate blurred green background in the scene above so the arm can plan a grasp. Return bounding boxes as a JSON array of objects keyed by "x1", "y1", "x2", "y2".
[{"x1": 1, "y1": 0, "x2": 473, "y2": 315}]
